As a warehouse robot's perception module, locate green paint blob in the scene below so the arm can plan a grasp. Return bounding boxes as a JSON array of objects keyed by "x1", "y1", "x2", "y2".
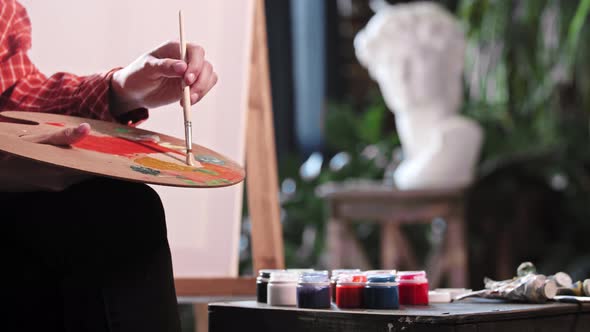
[
  {"x1": 195, "y1": 168, "x2": 219, "y2": 176},
  {"x1": 205, "y1": 179, "x2": 231, "y2": 186},
  {"x1": 196, "y1": 155, "x2": 225, "y2": 165},
  {"x1": 181, "y1": 179, "x2": 198, "y2": 185},
  {"x1": 130, "y1": 165, "x2": 160, "y2": 176},
  {"x1": 116, "y1": 127, "x2": 131, "y2": 133}
]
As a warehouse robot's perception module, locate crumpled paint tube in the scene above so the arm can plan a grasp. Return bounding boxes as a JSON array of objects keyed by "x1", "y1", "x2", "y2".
[{"x1": 455, "y1": 273, "x2": 557, "y2": 303}]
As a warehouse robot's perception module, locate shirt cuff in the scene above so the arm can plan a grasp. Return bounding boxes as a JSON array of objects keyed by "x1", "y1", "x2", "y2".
[{"x1": 100, "y1": 68, "x2": 150, "y2": 126}]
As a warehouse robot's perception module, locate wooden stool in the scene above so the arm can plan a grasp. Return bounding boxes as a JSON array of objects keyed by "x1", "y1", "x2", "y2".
[{"x1": 319, "y1": 180, "x2": 467, "y2": 287}]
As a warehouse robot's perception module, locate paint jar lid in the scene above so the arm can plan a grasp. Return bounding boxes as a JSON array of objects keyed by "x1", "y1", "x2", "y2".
[
  {"x1": 398, "y1": 271, "x2": 427, "y2": 281},
  {"x1": 269, "y1": 271, "x2": 299, "y2": 283},
  {"x1": 299, "y1": 273, "x2": 330, "y2": 285},
  {"x1": 301, "y1": 270, "x2": 329, "y2": 277},
  {"x1": 364, "y1": 269, "x2": 396, "y2": 276},
  {"x1": 331, "y1": 269, "x2": 361, "y2": 277},
  {"x1": 258, "y1": 269, "x2": 285, "y2": 279},
  {"x1": 331, "y1": 269, "x2": 361, "y2": 282},
  {"x1": 286, "y1": 268, "x2": 315, "y2": 275},
  {"x1": 428, "y1": 291, "x2": 452, "y2": 303},
  {"x1": 366, "y1": 274, "x2": 396, "y2": 283},
  {"x1": 337, "y1": 273, "x2": 367, "y2": 285},
  {"x1": 433, "y1": 288, "x2": 472, "y2": 300}
]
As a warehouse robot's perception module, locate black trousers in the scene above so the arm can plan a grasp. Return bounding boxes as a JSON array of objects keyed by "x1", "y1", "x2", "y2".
[{"x1": 2, "y1": 178, "x2": 181, "y2": 332}]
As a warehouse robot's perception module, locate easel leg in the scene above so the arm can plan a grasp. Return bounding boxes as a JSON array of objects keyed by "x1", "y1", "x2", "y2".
[
  {"x1": 445, "y1": 206, "x2": 468, "y2": 287},
  {"x1": 327, "y1": 219, "x2": 371, "y2": 270},
  {"x1": 381, "y1": 221, "x2": 419, "y2": 270}
]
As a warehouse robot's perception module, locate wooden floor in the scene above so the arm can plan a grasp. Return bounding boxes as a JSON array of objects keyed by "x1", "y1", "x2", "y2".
[{"x1": 209, "y1": 299, "x2": 590, "y2": 332}]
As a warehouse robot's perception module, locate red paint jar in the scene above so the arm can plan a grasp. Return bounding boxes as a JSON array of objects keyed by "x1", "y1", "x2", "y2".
[
  {"x1": 330, "y1": 269, "x2": 361, "y2": 302},
  {"x1": 335, "y1": 274, "x2": 366, "y2": 309},
  {"x1": 397, "y1": 271, "x2": 429, "y2": 305}
]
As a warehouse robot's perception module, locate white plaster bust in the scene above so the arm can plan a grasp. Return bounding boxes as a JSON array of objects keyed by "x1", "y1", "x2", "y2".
[{"x1": 354, "y1": 1, "x2": 483, "y2": 190}]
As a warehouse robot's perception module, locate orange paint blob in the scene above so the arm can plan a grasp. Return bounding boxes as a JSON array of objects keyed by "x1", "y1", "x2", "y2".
[
  {"x1": 45, "y1": 122, "x2": 65, "y2": 127},
  {"x1": 134, "y1": 156, "x2": 201, "y2": 173}
]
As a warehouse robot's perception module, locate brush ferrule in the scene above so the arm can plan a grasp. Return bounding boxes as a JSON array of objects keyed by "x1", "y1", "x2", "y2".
[{"x1": 184, "y1": 121, "x2": 193, "y2": 151}]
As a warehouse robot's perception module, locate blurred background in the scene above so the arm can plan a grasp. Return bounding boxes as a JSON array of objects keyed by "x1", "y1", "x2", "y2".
[{"x1": 237, "y1": 0, "x2": 590, "y2": 287}]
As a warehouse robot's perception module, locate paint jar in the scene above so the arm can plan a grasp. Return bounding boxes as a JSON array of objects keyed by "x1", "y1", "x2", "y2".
[
  {"x1": 330, "y1": 269, "x2": 361, "y2": 302},
  {"x1": 363, "y1": 273, "x2": 399, "y2": 309},
  {"x1": 267, "y1": 271, "x2": 299, "y2": 306},
  {"x1": 296, "y1": 273, "x2": 331, "y2": 309},
  {"x1": 336, "y1": 274, "x2": 367, "y2": 309},
  {"x1": 256, "y1": 269, "x2": 284, "y2": 303},
  {"x1": 397, "y1": 271, "x2": 429, "y2": 305}
]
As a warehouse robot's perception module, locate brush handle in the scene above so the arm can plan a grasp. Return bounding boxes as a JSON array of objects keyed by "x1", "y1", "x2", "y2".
[{"x1": 179, "y1": 10, "x2": 194, "y2": 165}]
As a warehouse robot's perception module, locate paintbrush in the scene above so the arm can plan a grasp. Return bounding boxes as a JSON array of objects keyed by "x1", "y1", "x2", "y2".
[{"x1": 179, "y1": 10, "x2": 194, "y2": 166}]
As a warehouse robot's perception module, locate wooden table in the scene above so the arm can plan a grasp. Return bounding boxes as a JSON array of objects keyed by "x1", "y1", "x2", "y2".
[
  {"x1": 209, "y1": 300, "x2": 590, "y2": 332},
  {"x1": 318, "y1": 180, "x2": 467, "y2": 287}
]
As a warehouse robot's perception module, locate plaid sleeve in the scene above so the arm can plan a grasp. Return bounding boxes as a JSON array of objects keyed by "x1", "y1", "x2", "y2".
[
  {"x1": 0, "y1": 0, "x2": 148, "y2": 125},
  {"x1": 4, "y1": 66, "x2": 149, "y2": 125}
]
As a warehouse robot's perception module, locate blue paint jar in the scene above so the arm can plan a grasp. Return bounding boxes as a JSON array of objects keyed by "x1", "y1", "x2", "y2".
[
  {"x1": 296, "y1": 273, "x2": 331, "y2": 309},
  {"x1": 363, "y1": 273, "x2": 399, "y2": 309}
]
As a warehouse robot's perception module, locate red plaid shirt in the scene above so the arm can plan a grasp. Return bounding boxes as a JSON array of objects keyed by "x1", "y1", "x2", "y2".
[{"x1": 0, "y1": 0, "x2": 148, "y2": 124}]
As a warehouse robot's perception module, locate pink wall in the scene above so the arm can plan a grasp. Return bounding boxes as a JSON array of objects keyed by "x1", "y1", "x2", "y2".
[{"x1": 21, "y1": 0, "x2": 253, "y2": 277}]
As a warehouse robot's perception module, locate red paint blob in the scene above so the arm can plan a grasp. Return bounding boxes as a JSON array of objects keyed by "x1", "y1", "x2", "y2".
[
  {"x1": 74, "y1": 135, "x2": 184, "y2": 157},
  {"x1": 45, "y1": 122, "x2": 66, "y2": 127}
]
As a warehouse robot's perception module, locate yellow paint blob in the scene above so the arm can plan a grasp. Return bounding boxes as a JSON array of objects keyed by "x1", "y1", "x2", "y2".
[{"x1": 134, "y1": 156, "x2": 200, "y2": 172}]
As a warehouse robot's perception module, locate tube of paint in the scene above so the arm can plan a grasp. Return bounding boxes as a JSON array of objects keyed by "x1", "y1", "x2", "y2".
[
  {"x1": 548, "y1": 272, "x2": 573, "y2": 288},
  {"x1": 456, "y1": 274, "x2": 557, "y2": 303},
  {"x1": 556, "y1": 280, "x2": 585, "y2": 296}
]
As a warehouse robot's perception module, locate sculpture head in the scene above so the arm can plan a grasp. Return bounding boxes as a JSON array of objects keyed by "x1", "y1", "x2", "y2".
[{"x1": 354, "y1": 2, "x2": 466, "y2": 117}]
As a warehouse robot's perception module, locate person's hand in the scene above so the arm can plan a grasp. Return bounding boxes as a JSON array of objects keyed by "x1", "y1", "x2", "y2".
[
  {"x1": 0, "y1": 123, "x2": 92, "y2": 192},
  {"x1": 110, "y1": 41, "x2": 218, "y2": 116},
  {"x1": 20, "y1": 123, "x2": 91, "y2": 145}
]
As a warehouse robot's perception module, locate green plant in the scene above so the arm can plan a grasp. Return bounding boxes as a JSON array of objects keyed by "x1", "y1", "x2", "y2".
[{"x1": 459, "y1": 0, "x2": 590, "y2": 281}]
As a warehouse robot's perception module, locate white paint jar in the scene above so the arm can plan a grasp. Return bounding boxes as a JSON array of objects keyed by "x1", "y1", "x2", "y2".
[{"x1": 267, "y1": 271, "x2": 298, "y2": 306}]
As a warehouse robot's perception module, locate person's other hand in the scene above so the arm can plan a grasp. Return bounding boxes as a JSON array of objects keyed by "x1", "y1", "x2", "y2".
[
  {"x1": 0, "y1": 123, "x2": 93, "y2": 192},
  {"x1": 110, "y1": 41, "x2": 218, "y2": 116},
  {"x1": 20, "y1": 123, "x2": 91, "y2": 145}
]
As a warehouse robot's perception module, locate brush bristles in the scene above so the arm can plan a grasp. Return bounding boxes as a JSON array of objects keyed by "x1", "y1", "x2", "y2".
[{"x1": 186, "y1": 151, "x2": 195, "y2": 166}]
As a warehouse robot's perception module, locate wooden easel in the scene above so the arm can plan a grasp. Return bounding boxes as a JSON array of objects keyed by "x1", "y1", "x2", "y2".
[{"x1": 173, "y1": 0, "x2": 284, "y2": 330}]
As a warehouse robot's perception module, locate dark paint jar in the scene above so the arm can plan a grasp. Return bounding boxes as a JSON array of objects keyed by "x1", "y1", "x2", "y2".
[
  {"x1": 296, "y1": 274, "x2": 331, "y2": 309},
  {"x1": 364, "y1": 274, "x2": 399, "y2": 309}
]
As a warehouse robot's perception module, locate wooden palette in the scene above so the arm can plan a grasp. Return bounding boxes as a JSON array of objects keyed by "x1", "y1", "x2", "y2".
[{"x1": 0, "y1": 111, "x2": 245, "y2": 188}]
